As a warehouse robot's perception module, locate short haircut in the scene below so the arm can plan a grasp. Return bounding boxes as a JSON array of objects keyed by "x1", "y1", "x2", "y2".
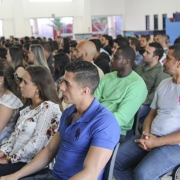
[
  {"x1": 41, "y1": 42, "x2": 52, "y2": 52},
  {"x1": 65, "y1": 60, "x2": 99, "y2": 95},
  {"x1": 90, "y1": 39, "x2": 101, "y2": 52},
  {"x1": 117, "y1": 46, "x2": 135, "y2": 67},
  {"x1": 130, "y1": 37, "x2": 140, "y2": 51},
  {"x1": 70, "y1": 40, "x2": 77, "y2": 48},
  {"x1": 116, "y1": 37, "x2": 130, "y2": 48},
  {"x1": 174, "y1": 37, "x2": 180, "y2": 45},
  {"x1": 169, "y1": 44, "x2": 180, "y2": 61},
  {"x1": 149, "y1": 42, "x2": 164, "y2": 60},
  {"x1": 141, "y1": 35, "x2": 150, "y2": 42}
]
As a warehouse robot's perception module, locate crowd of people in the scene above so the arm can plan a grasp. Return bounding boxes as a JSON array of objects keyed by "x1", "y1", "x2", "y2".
[{"x1": 0, "y1": 33, "x2": 179, "y2": 180}]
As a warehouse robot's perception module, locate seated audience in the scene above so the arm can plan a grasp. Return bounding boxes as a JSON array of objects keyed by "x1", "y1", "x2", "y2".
[
  {"x1": 28, "y1": 44, "x2": 49, "y2": 70},
  {"x1": 0, "y1": 65, "x2": 62, "y2": 176},
  {"x1": 101, "y1": 35, "x2": 113, "y2": 56},
  {"x1": 95, "y1": 46, "x2": 147, "y2": 142},
  {"x1": 139, "y1": 35, "x2": 149, "y2": 55},
  {"x1": 114, "y1": 44, "x2": 180, "y2": 180},
  {"x1": 90, "y1": 39, "x2": 110, "y2": 74},
  {"x1": 0, "y1": 59, "x2": 22, "y2": 144},
  {"x1": 0, "y1": 60, "x2": 120, "y2": 180},
  {"x1": 69, "y1": 40, "x2": 77, "y2": 61}
]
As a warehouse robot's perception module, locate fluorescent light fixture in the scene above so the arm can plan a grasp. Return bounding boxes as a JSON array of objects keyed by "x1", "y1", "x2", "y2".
[{"x1": 30, "y1": 0, "x2": 73, "y2": 2}]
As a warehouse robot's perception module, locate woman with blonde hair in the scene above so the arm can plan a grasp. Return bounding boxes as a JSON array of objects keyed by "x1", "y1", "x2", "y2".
[{"x1": 28, "y1": 44, "x2": 49, "y2": 70}]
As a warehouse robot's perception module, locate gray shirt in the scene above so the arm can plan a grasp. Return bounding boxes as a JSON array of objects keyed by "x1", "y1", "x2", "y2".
[{"x1": 150, "y1": 77, "x2": 180, "y2": 136}]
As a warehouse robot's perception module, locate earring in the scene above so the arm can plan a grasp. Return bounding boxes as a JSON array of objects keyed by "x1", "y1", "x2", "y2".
[{"x1": 34, "y1": 91, "x2": 39, "y2": 98}]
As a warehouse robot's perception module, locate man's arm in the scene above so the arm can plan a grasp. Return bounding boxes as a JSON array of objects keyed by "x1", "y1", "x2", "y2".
[
  {"x1": 69, "y1": 146, "x2": 112, "y2": 180},
  {"x1": 0, "y1": 132, "x2": 61, "y2": 180}
]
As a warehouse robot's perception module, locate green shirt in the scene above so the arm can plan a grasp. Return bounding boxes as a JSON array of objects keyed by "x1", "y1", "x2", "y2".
[
  {"x1": 135, "y1": 63, "x2": 170, "y2": 105},
  {"x1": 95, "y1": 71, "x2": 147, "y2": 135}
]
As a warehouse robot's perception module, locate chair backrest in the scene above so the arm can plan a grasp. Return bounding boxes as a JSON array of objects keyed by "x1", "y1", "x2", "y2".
[
  {"x1": 132, "y1": 107, "x2": 141, "y2": 136},
  {"x1": 103, "y1": 143, "x2": 120, "y2": 180}
]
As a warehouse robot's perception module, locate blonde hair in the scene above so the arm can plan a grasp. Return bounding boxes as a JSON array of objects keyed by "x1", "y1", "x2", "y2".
[{"x1": 30, "y1": 44, "x2": 49, "y2": 70}]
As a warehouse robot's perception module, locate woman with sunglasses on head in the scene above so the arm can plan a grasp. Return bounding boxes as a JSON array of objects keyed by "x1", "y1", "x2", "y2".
[
  {"x1": 0, "y1": 59, "x2": 23, "y2": 145},
  {"x1": 0, "y1": 65, "x2": 62, "y2": 176},
  {"x1": 6, "y1": 46, "x2": 25, "y2": 85}
]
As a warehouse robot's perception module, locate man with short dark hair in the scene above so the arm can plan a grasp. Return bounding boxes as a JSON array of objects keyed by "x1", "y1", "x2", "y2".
[
  {"x1": 90, "y1": 39, "x2": 110, "y2": 74},
  {"x1": 95, "y1": 46, "x2": 147, "y2": 140},
  {"x1": 139, "y1": 35, "x2": 149, "y2": 55},
  {"x1": 41, "y1": 42, "x2": 54, "y2": 74},
  {"x1": 101, "y1": 35, "x2": 112, "y2": 56},
  {"x1": 69, "y1": 40, "x2": 77, "y2": 61},
  {"x1": 135, "y1": 42, "x2": 170, "y2": 125},
  {"x1": 129, "y1": 37, "x2": 143, "y2": 66},
  {"x1": 114, "y1": 44, "x2": 180, "y2": 180},
  {"x1": 0, "y1": 60, "x2": 120, "y2": 180}
]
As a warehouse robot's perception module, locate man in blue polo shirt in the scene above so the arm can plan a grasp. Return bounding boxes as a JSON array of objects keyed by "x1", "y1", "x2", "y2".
[{"x1": 1, "y1": 60, "x2": 120, "y2": 180}]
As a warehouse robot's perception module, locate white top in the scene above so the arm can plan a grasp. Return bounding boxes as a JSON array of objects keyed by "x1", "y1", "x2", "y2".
[
  {"x1": 0, "y1": 94, "x2": 23, "y2": 144},
  {"x1": 150, "y1": 77, "x2": 180, "y2": 136},
  {"x1": 0, "y1": 101, "x2": 61, "y2": 164}
]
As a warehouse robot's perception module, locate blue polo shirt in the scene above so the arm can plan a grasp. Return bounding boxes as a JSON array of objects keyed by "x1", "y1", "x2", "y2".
[{"x1": 52, "y1": 98, "x2": 120, "y2": 180}]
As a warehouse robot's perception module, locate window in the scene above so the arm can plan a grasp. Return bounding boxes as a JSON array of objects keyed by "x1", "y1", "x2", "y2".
[
  {"x1": 91, "y1": 16, "x2": 122, "y2": 38},
  {"x1": 162, "y1": 14, "x2": 167, "y2": 29},
  {"x1": 154, "y1": 15, "x2": 158, "y2": 30},
  {"x1": 145, "y1": 15, "x2": 150, "y2": 30},
  {"x1": 30, "y1": 17, "x2": 73, "y2": 39}
]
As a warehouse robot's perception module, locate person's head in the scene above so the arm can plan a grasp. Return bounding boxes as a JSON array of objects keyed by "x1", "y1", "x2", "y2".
[
  {"x1": 101, "y1": 35, "x2": 109, "y2": 47},
  {"x1": 155, "y1": 34, "x2": 168, "y2": 48},
  {"x1": 111, "y1": 46, "x2": 135, "y2": 72},
  {"x1": 116, "y1": 37, "x2": 130, "y2": 48},
  {"x1": 24, "y1": 36, "x2": 30, "y2": 43},
  {"x1": 31, "y1": 39, "x2": 39, "y2": 45},
  {"x1": 69, "y1": 40, "x2": 77, "y2": 61},
  {"x1": 41, "y1": 42, "x2": 52, "y2": 59},
  {"x1": 0, "y1": 59, "x2": 19, "y2": 97},
  {"x1": 89, "y1": 39, "x2": 101, "y2": 53},
  {"x1": 143, "y1": 42, "x2": 164, "y2": 66},
  {"x1": 129, "y1": 37, "x2": 140, "y2": 52},
  {"x1": 163, "y1": 44, "x2": 180, "y2": 75},
  {"x1": 174, "y1": 37, "x2": 180, "y2": 45},
  {"x1": 74, "y1": 41, "x2": 96, "y2": 62},
  {"x1": 52, "y1": 41, "x2": 59, "y2": 51},
  {"x1": 48, "y1": 38, "x2": 52, "y2": 42},
  {"x1": 62, "y1": 38, "x2": 70, "y2": 54},
  {"x1": 60, "y1": 60, "x2": 99, "y2": 104},
  {"x1": 134, "y1": 34, "x2": 139, "y2": 39},
  {"x1": 6, "y1": 46, "x2": 24, "y2": 69},
  {"x1": 20, "y1": 65, "x2": 60, "y2": 105},
  {"x1": 140, "y1": 35, "x2": 149, "y2": 48},
  {"x1": 112, "y1": 39, "x2": 119, "y2": 54},
  {"x1": 53, "y1": 52, "x2": 70, "y2": 79},
  {"x1": 0, "y1": 48, "x2": 7, "y2": 59},
  {"x1": 28, "y1": 44, "x2": 49, "y2": 69}
]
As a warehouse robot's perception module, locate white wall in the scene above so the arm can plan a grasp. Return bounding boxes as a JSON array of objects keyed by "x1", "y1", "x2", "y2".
[
  {"x1": 0, "y1": 0, "x2": 180, "y2": 37},
  {"x1": 124, "y1": 0, "x2": 180, "y2": 31}
]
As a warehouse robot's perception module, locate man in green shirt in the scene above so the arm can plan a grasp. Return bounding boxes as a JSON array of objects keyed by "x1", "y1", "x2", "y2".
[
  {"x1": 95, "y1": 46, "x2": 147, "y2": 140},
  {"x1": 135, "y1": 42, "x2": 170, "y2": 124}
]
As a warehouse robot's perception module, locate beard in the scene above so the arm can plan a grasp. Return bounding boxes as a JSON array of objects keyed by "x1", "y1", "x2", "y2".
[{"x1": 75, "y1": 54, "x2": 84, "y2": 61}]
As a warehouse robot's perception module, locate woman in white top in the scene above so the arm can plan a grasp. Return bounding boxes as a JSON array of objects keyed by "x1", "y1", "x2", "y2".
[
  {"x1": 0, "y1": 59, "x2": 23, "y2": 144},
  {"x1": 0, "y1": 65, "x2": 62, "y2": 176}
]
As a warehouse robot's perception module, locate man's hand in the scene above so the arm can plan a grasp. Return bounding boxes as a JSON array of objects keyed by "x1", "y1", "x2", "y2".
[
  {"x1": 136, "y1": 133, "x2": 158, "y2": 151},
  {"x1": 0, "y1": 158, "x2": 8, "y2": 165},
  {"x1": 0, "y1": 174, "x2": 18, "y2": 180}
]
